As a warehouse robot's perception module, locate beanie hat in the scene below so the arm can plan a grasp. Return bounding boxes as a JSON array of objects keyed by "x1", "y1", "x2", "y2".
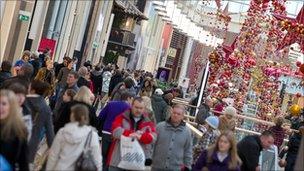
[
  {"x1": 205, "y1": 116, "x2": 219, "y2": 129},
  {"x1": 224, "y1": 106, "x2": 237, "y2": 116},
  {"x1": 155, "y1": 88, "x2": 164, "y2": 95}
]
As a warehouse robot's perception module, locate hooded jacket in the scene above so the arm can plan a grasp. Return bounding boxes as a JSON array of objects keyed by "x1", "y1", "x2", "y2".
[
  {"x1": 151, "y1": 94, "x2": 170, "y2": 123},
  {"x1": 46, "y1": 122, "x2": 102, "y2": 171}
]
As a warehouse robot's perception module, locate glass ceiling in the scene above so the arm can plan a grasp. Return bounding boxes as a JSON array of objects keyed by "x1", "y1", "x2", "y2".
[{"x1": 198, "y1": 0, "x2": 303, "y2": 17}]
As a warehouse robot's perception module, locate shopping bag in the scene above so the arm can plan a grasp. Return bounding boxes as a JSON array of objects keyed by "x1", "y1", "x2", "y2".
[
  {"x1": 33, "y1": 137, "x2": 48, "y2": 171},
  {"x1": 118, "y1": 135, "x2": 145, "y2": 170}
]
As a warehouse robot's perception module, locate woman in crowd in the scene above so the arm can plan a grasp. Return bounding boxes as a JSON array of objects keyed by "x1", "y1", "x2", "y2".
[
  {"x1": 35, "y1": 57, "x2": 56, "y2": 96},
  {"x1": 142, "y1": 96, "x2": 156, "y2": 123},
  {"x1": 269, "y1": 116, "x2": 285, "y2": 149},
  {"x1": 192, "y1": 131, "x2": 242, "y2": 171},
  {"x1": 0, "y1": 90, "x2": 29, "y2": 171},
  {"x1": 77, "y1": 66, "x2": 90, "y2": 88},
  {"x1": 54, "y1": 89, "x2": 77, "y2": 133},
  {"x1": 55, "y1": 86, "x2": 98, "y2": 131},
  {"x1": 218, "y1": 106, "x2": 237, "y2": 133},
  {"x1": 14, "y1": 50, "x2": 31, "y2": 75},
  {"x1": 139, "y1": 78, "x2": 154, "y2": 97},
  {"x1": 26, "y1": 80, "x2": 55, "y2": 163},
  {"x1": 46, "y1": 104, "x2": 102, "y2": 170}
]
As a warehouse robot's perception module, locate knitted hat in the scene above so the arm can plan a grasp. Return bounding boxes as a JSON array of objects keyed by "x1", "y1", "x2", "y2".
[
  {"x1": 224, "y1": 106, "x2": 237, "y2": 116},
  {"x1": 155, "y1": 88, "x2": 164, "y2": 95},
  {"x1": 205, "y1": 116, "x2": 219, "y2": 129}
]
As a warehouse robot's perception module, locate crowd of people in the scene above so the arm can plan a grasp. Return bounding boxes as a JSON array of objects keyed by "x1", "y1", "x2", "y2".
[{"x1": 0, "y1": 50, "x2": 303, "y2": 171}]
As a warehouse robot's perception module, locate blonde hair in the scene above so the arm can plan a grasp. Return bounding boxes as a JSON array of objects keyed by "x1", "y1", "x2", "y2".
[
  {"x1": 73, "y1": 86, "x2": 94, "y2": 105},
  {"x1": 0, "y1": 90, "x2": 27, "y2": 140},
  {"x1": 142, "y1": 96, "x2": 153, "y2": 111},
  {"x1": 206, "y1": 131, "x2": 241, "y2": 170},
  {"x1": 78, "y1": 66, "x2": 88, "y2": 77}
]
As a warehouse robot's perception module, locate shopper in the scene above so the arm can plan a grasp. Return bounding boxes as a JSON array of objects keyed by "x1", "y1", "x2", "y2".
[
  {"x1": 108, "y1": 70, "x2": 123, "y2": 97},
  {"x1": 29, "y1": 51, "x2": 41, "y2": 78},
  {"x1": 193, "y1": 116, "x2": 220, "y2": 162},
  {"x1": 26, "y1": 80, "x2": 55, "y2": 162},
  {"x1": 195, "y1": 96, "x2": 212, "y2": 122},
  {"x1": 56, "y1": 57, "x2": 73, "y2": 86},
  {"x1": 53, "y1": 71, "x2": 79, "y2": 116},
  {"x1": 55, "y1": 86, "x2": 98, "y2": 131},
  {"x1": 46, "y1": 104, "x2": 102, "y2": 171},
  {"x1": 218, "y1": 106, "x2": 237, "y2": 132},
  {"x1": 152, "y1": 104, "x2": 192, "y2": 171},
  {"x1": 237, "y1": 130, "x2": 274, "y2": 171},
  {"x1": 139, "y1": 78, "x2": 153, "y2": 97},
  {"x1": 269, "y1": 116, "x2": 285, "y2": 149},
  {"x1": 0, "y1": 90, "x2": 29, "y2": 171},
  {"x1": 192, "y1": 131, "x2": 242, "y2": 171},
  {"x1": 54, "y1": 89, "x2": 77, "y2": 133},
  {"x1": 35, "y1": 58, "x2": 55, "y2": 96},
  {"x1": 98, "y1": 90, "x2": 134, "y2": 171},
  {"x1": 107, "y1": 97, "x2": 156, "y2": 171},
  {"x1": 151, "y1": 88, "x2": 170, "y2": 123},
  {"x1": 0, "y1": 60, "x2": 12, "y2": 86},
  {"x1": 100, "y1": 66, "x2": 112, "y2": 107},
  {"x1": 77, "y1": 66, "x2": 90, "y2": 88},
  {"x1": 285, "y1": 126, "x2": 304, "y2": 171},
  {"x1": 14, "y1": 50, "x2": 31, "y2": 75},
  {"x1": 111, "y1": 77, "x2": 135, "y2": 101}
]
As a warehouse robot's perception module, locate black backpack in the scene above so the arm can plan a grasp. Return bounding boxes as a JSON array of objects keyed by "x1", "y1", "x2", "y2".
[{"x1": 75, "y1": 130, "x2": 97, "y2": 171}]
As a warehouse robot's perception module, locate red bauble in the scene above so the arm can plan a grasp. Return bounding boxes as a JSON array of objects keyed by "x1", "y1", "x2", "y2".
[
  {"x1": 296, "y1": 61, "x2": 302, "y2": 67},
  {"x1": 296, "y1": 93, "x2": 302, "y2": 98},
  {"x1": 300, "y1": 64, "x2": 304, "y2": 74}
]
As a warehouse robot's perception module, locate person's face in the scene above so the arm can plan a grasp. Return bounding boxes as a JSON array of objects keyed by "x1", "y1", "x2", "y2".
[
  {"x1": 218, "y1": 135, "x2": 231, "y2": 153},
  {"x1": 67, "y1": 62, "x2": 73, "y2": 69},
  {"x1": 131, "y1": 100, "x2": 145, "y2": 117},
  {"x1": 170, "y1": 107, "x2": 184, "y2": 124},
  {"x1": 0, "y1": 96, "x2": 10, "y2": 120},
  {"x1": 24, "y1": 55, "x2": 30, "y2": 62},
  {"x1": 261, "y1": 136, "x2": 274, "y2": 149},
  {"x1": 62, "y1": 92, "x2": 71, "y2": 102},
  {"x1": 66, "y1": 74, "x2": 77, "y2": 85},
  {"x1": 63, "y1": 60, "x2": 68, "y2": 66},
  {"x1": 15, "y1": 93, "x2": 25, "y2": 106}
]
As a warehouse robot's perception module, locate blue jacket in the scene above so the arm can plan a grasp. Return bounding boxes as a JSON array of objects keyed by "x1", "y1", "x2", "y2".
[{"x1": 98, "y1": 101, "x2": 130, "y2": 133}]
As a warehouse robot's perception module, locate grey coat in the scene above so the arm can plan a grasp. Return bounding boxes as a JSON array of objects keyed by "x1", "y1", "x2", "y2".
[
  {"x1": 152, "y1": 120, "x2": 193, "y2": 171},
  {"x1": 151, "y1": 94, "x2": 169, "y2": 123}
]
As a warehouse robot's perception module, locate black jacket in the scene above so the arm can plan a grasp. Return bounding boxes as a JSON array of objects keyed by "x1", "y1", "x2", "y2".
[
  {"x1": 90, "y1": 70, "x2": 103, "y2": 95},
  {"x1": 237, "y1": 135, "x2": 263, "y2": 171},
  {"x1": 285, "y1": 133, "x2": 302, "y2": 171},
  {"x1": 0, "y1": 71, "x2": 11, "y2": 86},
  {"x1": 77, "y1": 77, "x2": 90, "y2": 88},
  {"x1": 54, "y1": 100, "x2": 99, "y2": 133},
  {"x1": 108, "y1": 74, "x2": 123, "y2": 96},
  {"x1": 0, "y1": 135, "x2": 29, "y2": 171}
]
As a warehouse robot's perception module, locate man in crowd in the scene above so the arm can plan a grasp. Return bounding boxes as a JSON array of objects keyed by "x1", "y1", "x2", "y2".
[
  {"x1": 107, "y1": 97, "x2": 156, "y2": 171},
  {"x1": 237, "y1": 130, "x2": 274, "y2": 171},
  {"x1": 152, "y1": 104, "x2": 192, "y2": 171},
  {"x1": 0, "y1": 60, "x2": 12, "y2": 86},
  {"x1": 54, "y1": 71, "x2": 79, "y2": 117},
  {"x1": 98, "y1": 90, "x2": 135, "y2": 171}
]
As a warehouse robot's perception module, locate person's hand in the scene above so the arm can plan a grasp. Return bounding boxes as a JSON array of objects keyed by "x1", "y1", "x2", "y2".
[
  {"x1": 279, "y1": 159, "x2": 286, "y2": 167},
  {"x1": 129, "y1": 133, "x2": 141, "y2": 140}
]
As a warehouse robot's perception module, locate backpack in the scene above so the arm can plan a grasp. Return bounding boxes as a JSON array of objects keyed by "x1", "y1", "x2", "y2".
[{"x1": 75, "y1": 130, "x2": 97, "y2": 171}]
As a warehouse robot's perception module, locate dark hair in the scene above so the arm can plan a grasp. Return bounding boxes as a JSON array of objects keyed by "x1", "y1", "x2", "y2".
[
  {"x1": 7, "y1": 82, "x2": 27, "y2": 95},
  {"x1": 133, "y1": 96, "x2": 144, "y2": 104},
  {"x1": 71, "y1": 104, "x2": 89, "y2": 126},
  {"x1": 94, "y1": 65, "x2": 101, "y2": 71},
  {"x1": 124, "y1": 78, "x2": 135, "y2": 89},
  {"x1": 69, "y1": 71, "x2": 79, "y2": 79},
  {"x1": 65, "y1": 89, "x2": 77, "y2": 99},
  {"x1": 261, "y1": 130, "x2": 274, "y2": 137},
  {"x1": 20, "y1": 63, "x2": 34, "y2": 76},
  {"x1": 22, "y1": 50, "x2": 31, "y2": 60},
  {"x1": 30, "y1": 80, "x2": 50, "y2": 96},
  {"x1": 1, "y1": 61, "x2": 12, "y2": 72},
  {"x1": 121, "y1": 90, "x2": 136, "y2": 101}
]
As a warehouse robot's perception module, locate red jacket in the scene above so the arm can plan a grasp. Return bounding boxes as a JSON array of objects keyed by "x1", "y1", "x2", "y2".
[{"x1": 107, "y1": 110, "x2": 156, "y2": 167}]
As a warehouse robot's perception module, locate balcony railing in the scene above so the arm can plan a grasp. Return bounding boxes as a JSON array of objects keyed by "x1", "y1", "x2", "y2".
[{"x1": 108, "y1": 28, "x2": 136, "y2": 49}]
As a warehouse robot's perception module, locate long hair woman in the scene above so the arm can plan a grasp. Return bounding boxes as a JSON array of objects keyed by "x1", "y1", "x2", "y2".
[
  {"x1": 192, "y1": 131, "x2": 241, "y2": 171},
  {"x1": 0, "y1": 90, "x2": 29, "y2": 171},
  {"x1": 54, "y1": 86, "x2": 98, "y2": 131}
]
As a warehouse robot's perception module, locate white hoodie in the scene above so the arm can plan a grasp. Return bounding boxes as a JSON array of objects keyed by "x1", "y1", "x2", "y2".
[{"x1": 46, "y1": 122, "x2": 102, "y2": 171}]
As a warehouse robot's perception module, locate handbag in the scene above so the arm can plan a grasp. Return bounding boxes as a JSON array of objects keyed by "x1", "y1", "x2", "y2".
[
  {"x1": 75, "y1": 130, "x2": 97, "y2": 171},
  {"x1": 118, "y1": 135, "x2": 146, "y2": 170}
]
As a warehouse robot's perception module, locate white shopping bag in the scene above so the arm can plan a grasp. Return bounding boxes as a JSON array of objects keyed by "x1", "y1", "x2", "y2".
[{"x1": 118, "y1": 135, "x2": 145, "y2": 170}]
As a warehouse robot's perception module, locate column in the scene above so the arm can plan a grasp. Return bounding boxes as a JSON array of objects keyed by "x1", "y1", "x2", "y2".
[
  {"x1": 46, "y1": 0, "x2": 60, "y2": 39},
  {"x1": 179, "y1": 37, "x2": 193, "y2": 81}
]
